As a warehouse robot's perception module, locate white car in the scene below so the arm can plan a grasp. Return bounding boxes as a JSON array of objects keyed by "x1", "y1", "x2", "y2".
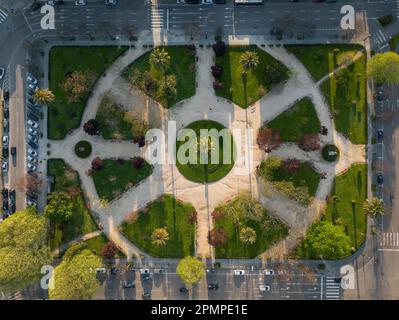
[
  {"x1": 46, "y1": 1, "x2": 56, "y2": 5},
  {"x1": 259, "y1": 285, "x2": 271, "y2": 292},
  {"x1": 233, "y1": 270, "x2": 245, "y2": 276},
  {"x1": 28, "y1": 148, "x2": 38, "y2": 157},
  {"x1": 27, "y1": 155, "x2": 37, "y2": 163},
  {"x1": 2, "y1": 161, "x2": 8, "y2": 171},
  {"x1": 27, "y1": 120, "x2": 39, "y2": 129},
  {"x1": 28, "y1": 134, "x2": 38, "y2": 143},
  {"x1": 105, "y1": 0, "x2": 117, "y2": 5},
  {"x1": 264, "y1": 269, "x2": 275, "y2": 275},
  {"x1": 2, "y1": 135, "x2": 9, "y2": 146},
  {"x1": 27, "y1": 163, "x2": 37, "y2": 171},
  {"x1": 0, "y1": 67, "x2": 5, "y2": 80},
  {"x1": 28, "y1": 128, "x2": 38, "y2": 136},
  {"x1": 28, "y1": 83, "x2": 38, "y2": 92},
  {"x1": 75, "y1": 0, "x2": 87, "y2": 5},
  {"x1": 202, "y1": 0, "x2": 213, "y2": 4},
  {"x1": 140, "y1": 268, "x2": 150, "y2": 274},
  {"x1": 27, "y1": 75, "x2": 38, "y2": 85}
]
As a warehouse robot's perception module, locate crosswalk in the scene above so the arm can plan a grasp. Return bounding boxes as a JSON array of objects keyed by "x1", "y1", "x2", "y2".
[
  {"x1": 150, "y1": 7, "x2": 164, "y2": 30},
  {"x1": 379, "y1": 231, "x2": 399, "y2": 248},
  {"x1": 374, "y1": 30, "x2": 387, "y2": 46},
  {"x1": 0, "y1": 9, "x2": 8, "y2": 26},
  {"x1": 324, "y1": 277, "x2": 341, "y2": 300}
]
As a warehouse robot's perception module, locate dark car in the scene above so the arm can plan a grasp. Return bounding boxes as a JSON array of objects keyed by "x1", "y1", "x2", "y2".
[
  {"x1": 377, "y1": 173, "x2": 384, "y2": 185},
  {"x1": 208, "y1": 283, "x2": 219, "y2": 290},
  {"x1": 9, "y1": 190, "x2": 16, "y2": 203},
  {"x1": 10, "y1": 147, "x2": 16, "y2": 156},
  {"x1": 3, "y1": 91, "x2": 9, "y2": 101},
  {"x1": 142, "y1": 293, "x2": 151, "y2": 300},
  {"x1": 3, "y1": 147, "x2": 9, "y2": 159},
  {"x1": 122, "y1": 281, "x2": 135, "y2": 289},
  {"x1": 28, "y1": 140, "x2": 39, "y2": 150},
  {"x1": 179, "y1": 287, "x2": 189, "y2": 293},
  {"x1": 3, "y1": 109, "x2": 9, "y2": 119},
  {"x1": 28, "y1": 112, "x2": 39, "y2": 122},
  {"x1": 377, "y1": 129, "x2": 383, "y2": 141},
  {"x1": 2, "y1": 189, "x2": 8, "y2": 199}
]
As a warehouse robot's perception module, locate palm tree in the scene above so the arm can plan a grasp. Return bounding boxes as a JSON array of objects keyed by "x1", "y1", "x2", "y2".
[
  {"x1": 197, "y1": 136, "x2": 216, "y2": 155},
  {"x1": 151, "y1": 228, "x2": 169, "y2": 247},
  {"x1": 239, "y1": 51, "x2": 259, "y2": 74},
  {"x1": 239, "y1": 226, "x2": 257, "y2": 245},
  {"x1": 363, "y1": 198, "x2": 385, "y2": 218},
  {"x1": 33, "y1": 88, "x2": 55, "y2": 105},
  {"x1": 149, "y1": 47, "x2": 171, "y2": 83}
]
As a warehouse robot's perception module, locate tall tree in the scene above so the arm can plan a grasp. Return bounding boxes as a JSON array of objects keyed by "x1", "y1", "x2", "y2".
[
  {"x1": 306, "y1": 221, "x2": 352, "y2": 259},
  {"x1": 0, "y1": 208, "x2": 52, "y2": 293},
  {"x1": 239, "y1": 227, "x2": 257, "y2": 245},
  {"x1": 367, "y1": 52, "x2": 399, "y2": 84},
  {"x1": 239, "y1": 51, "x2": 259, "y2": 75},
  {"x1": 45, "y1": 192, "x2": 74, "y2": 226},
  {"x1": 176, "y1": 256, "x2": 204, "y2": 285},
  {"x1": 49, "y1": 249, "x2": 101, "y2": 300},
  {"x1": 363, "y1": 198, "x2": 385, "y2": 218},
  {"x1": 33, "y1": 88, "x2": 55, "y2": 105}
]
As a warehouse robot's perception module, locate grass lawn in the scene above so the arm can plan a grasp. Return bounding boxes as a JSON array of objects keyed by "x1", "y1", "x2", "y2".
[
  {"x1": 91, "y1": 159, "x2": 153, "y2": 202},
  {"x1": 286, "y1": 44, "x2": 363, "y2": 81},
  {"x1": 83, "y1": 234, "x2": 125, "y2": 258},
  {"x1": 48, "y1": 159, "x2": 98, "y2": 249},
  {"x1": 267, "y1": 97, "x2": 321, "y2": 142},
  {"x1": 48, "y1": 46, "x2": 128, "y2": 140},
  {"x1": 269, "y1": 162, "x2": 320, "y2": 197},
  {"x1": 320, "y1": 53, "x2": 367, "y2": 144},
  {"x1": 295, "y1": 163, "x2": 367, "y2": 259},
  {"x1": 389, "y1": 33, "x2": 399, "y2": 51},
  {"x1": 214, "y1": 211, "x2": 288, "y2": 259},
  {"x1": 95, "y1": 97, "x2": 134, "y2": 140},
  {"x1": 121, "y1": 195, "x2": 196, "y2": 258},
  {"x1": 123, "y1": 46, "x2": 196, "y2": 108},
  {"x1": 176, "y1": 120, "x2": 235, "y2": 184},
  {"x1": 214, "y1": 45, "x2": 290, "y2": 108}
]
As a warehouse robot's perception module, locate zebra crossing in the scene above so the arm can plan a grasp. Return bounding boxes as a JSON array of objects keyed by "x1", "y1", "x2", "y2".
[
  {"x1": 6, "y1": 292, "x2": 22, "y2": 300},
  {"x1": 374, "y1": 30, "x2": 387, "y2": 45},
  {"x1": 0, "y1": 9, "x2": 8, "y2": 26},
  {"x1": 379, "y1": 231, "x2": 399, "y2": 248},
  {"x1": 150, "y1": 7, "x2": 165, "y2": 30},
  {"x1": 324, "y1": 277, "x2": 341, "y2": 300}
]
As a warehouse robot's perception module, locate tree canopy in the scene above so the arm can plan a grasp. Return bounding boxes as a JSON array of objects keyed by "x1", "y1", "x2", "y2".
[
  {"x1": 367, "y1": 52, "x2": 399, "y2": 84},
  {"x1": 45, "y1": 192, "x2": 74, "y2": 225},
  {"x1": 0, "y1": 208, "x2": 52, "y2": 293},
  {"x1": 363, "y1": 198, "x2": 385, "y2": 218},
  {"x1": 305, "y1": 221, "x2": 352, "y2": 259},
  {"x1": 49, "y1": 248, "x2": 101, "y2": 300},
  {"x1": 176, "y1": 256, "x2": 204, "y2": 285}
]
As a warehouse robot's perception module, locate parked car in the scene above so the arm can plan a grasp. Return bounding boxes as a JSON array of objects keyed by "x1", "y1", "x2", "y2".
[
  {"x1": 27, "y1": 163, "x2": 37, "y2": 172},
  {"x1": 11, "y1": 147, "x2": 16, "y2": 167},
  {"x1": 259, "y1": 285, "x2": 271, "y2": 292},
  {"x1": 28, "y1": 140, "x2": 39, "y2": 150},
  {"x1": 207, "y1": 283, "x2": 219, "y2": 290},
  {"x1": 377, "y1": 173, "x2": 384, "y2": 185},
  {"x1": 27, "y1": 75, "x2": 38, "y2": 85},
  {"x1": 28, "y1": 83, "x2": 38, "y2": 92},
  {"x1": 105, "y1": 0, "x2": 118, "y2": 5},
  {"x1": 0, "y1": 67, "x2": 5, "y2": 80},
  {"x1": 2, "y1": 147, "x2": 8, "y2": 159},
  {"x1": 264, "y1": 269, "x2": 275, "y2": 275},
  {"x1": 3, "y1": 109, "x2": 9, "y2": 119},
  {"x1": 179, "y1": 287, "x2": 189, "y2": 293},
  {"x1": 142, "y1": 275, "x2": 152, "y2": 281},
  {"x1": 27, "y1": 198, "x2": 37, "y2": 207},
  {"x1": 28, "y1": 134, "x2": 39, "y2": 144},
  {"x1": 28, "y1": 112, "x2": 39, "y2": 122},
  {"x1": 28, "y1": 148, "x2": 38, "y2": 157},
  {"x1": 122, "y1": 281, "x2": 135, "y2": 289},
  {"x1": 377, "y1": 129, "x2": 384, "y2": 141},
  {"x1": 140, "y1": 268, "x2": 150, "y2": 274},
  {"x1": 9, "y1": 190, "x2": 15, "y2": 203},
  {"x1": 233, "y1": 270, "x2": 245, "y2": 276},
  {"x1": 2, "y1": 161, "x2": 8, "y2": 172},
  {"x1": 75, "y1": 0, "x2": 87, "y2": 5},
  {"x1": 2, "y1": 135, "x2": 9, "y2": 147},
  {"x1": 27, "y1": 120, "x2": 39, "y2": 129},
  {"x1": 27, "y1": 155, "x2": 37, "y2": 163},
  {"x1": 3, "y1": 91, "x2": 9, "y2": 101}
]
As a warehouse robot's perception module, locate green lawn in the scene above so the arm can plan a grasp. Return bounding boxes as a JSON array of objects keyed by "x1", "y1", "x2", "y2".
[
  {"x1": 214, "y1": 45, "x2": 290, "y2": 108},
  {"x1": 48, "y1": 46, "x2": 128, "y2": 140},
  {"x1": 95, "y1": 97, "x2": 134, "y2": 140},
  {"x1": 83, "y1": 234, "x2": 125, "y2": 258},
  {"x1": 123, "y1": 46, "x2": 196, "y2": 108},
  {"x1": 267, "y1": 97, "x2": 321, "y2": 142},
  {"x1": 269, "y1": 162, "x2": 320, "y2": 197},
  {"x1": 295, "y1": 163, "x2": 367, "y2": 259},
  {"x1": 121, "y1": 195, "x2": 196, "y2": 258},
  {"x1": 91, "y1": 159, "x2": 153, "y2": 202},
  {"x1": 214, "y1": 209, "x2": 288, "y2": 259},
  {"x1": 176, "y1": 120, "x2": 235, "y2": 184},
  {"x1": 48, "y1": 159, "x2": 98, "y2": 249},
  {"x1": 320, "y1": 53, "x2": 367, "y2": 144},
  {"x1": 286, "y1": 44, "x2": 363, "y2": 81}
]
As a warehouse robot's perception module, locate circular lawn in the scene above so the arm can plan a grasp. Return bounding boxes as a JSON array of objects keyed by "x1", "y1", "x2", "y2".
[{"x1": 74, "y1": 140, "x2": 92, "y2": 158}]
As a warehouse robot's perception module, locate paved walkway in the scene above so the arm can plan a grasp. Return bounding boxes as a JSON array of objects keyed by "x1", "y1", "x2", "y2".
[
  {"x1": 48, "y1": 44, "x2": 366, "y2": 260},
  {"x1": 52, "y1": 230, "x2": 103, "y2": 256}
]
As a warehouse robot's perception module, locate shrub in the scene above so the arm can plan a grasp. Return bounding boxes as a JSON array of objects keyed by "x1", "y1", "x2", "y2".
[
  {"x1": 213, "y1": 81, "x2": 224, "y2": 90},
  {"x1": 208, "y1": 228, "x2": 228, "y2": 247},
  {"x1": 101, "y1": 242, "x2": 117, "y2": 260},
  {"x1": 273, "y1": 181, "x2": 310, "y2": 206},
  {"x1": 282, "y1": 159, "x2": 301, "y2": 175},
  {"x1": 298, "y1": 133, "x2": 320, "y2": 152},
  {"x1": 322, "y1": 144, "x2": 340, "y2": 162},
  {"x1": 91, "y1": 157, "x2": 104, "y2": 171},
  {"x1": 83, "y1": 119, "x2": 100, "y2": 136},
  {"x1": 378, "y1": 14, "x2": 394, "y2": 26},
  {"x1": 187, "y1": 211, "x2": 197, "y2": 224},
  {"x1": 212, "y1": 40, "x2": 227, "y2": 57},
  {"x1": 257, "y1": 128, "x2": 281, "y2": 152},
  {"x1": 211, "y1": 210, "x2": 225, "y2": 221},
  {"x1": 211, "y1": 65, "x2": 223, "y2": 78},
  {"x1": 132, "y1": 157, "x2": 145, "y2": 168},
  {"x1": 74, "y1": 141, "x2": 92, "y2": 158}
]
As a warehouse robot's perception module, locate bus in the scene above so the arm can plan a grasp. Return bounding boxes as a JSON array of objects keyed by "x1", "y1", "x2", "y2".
[{"x1": 234, "y1": 0, "x2": 264, "y2": 5}]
